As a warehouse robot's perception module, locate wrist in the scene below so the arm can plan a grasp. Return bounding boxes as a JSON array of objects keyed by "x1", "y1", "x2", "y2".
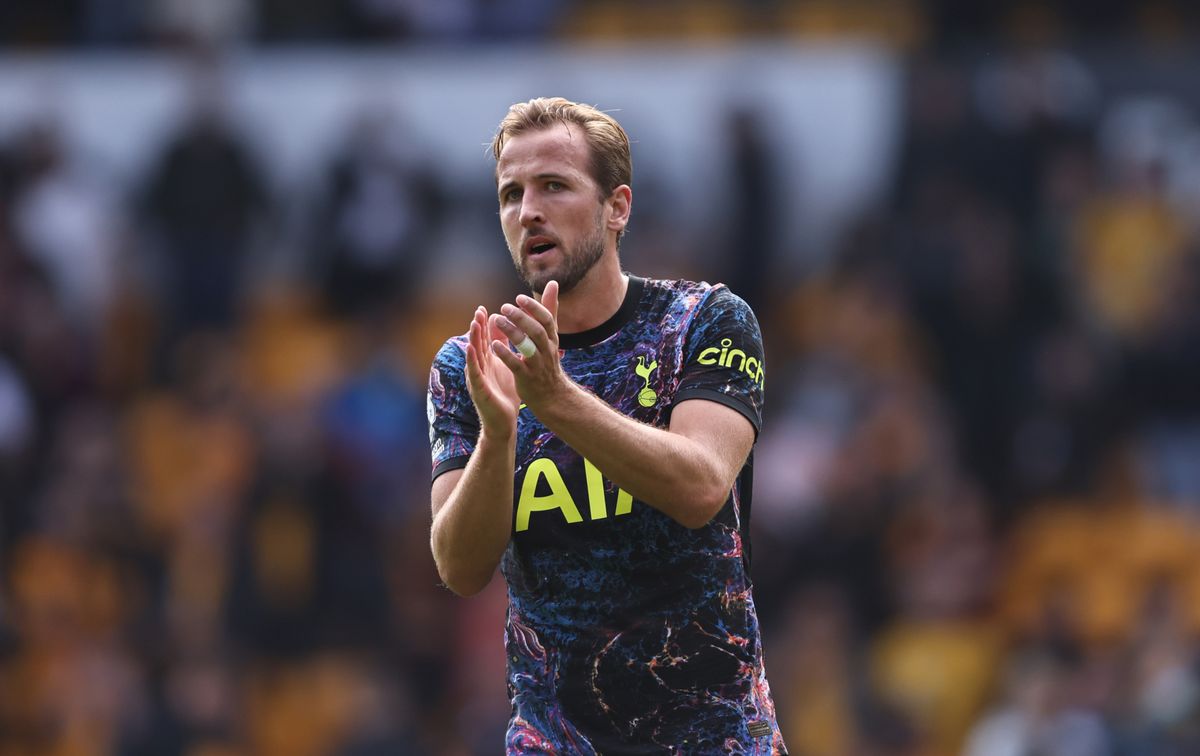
[
  {"x1": 478, "y1": 422, "x2": 516, "y2": 448},
  {"x1": 528, "y1": 375, "x2": 580, "y2": 427}
]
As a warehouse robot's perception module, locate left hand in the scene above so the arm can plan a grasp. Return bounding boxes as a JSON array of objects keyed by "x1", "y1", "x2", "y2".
[{"x1": 490, "y1": 280, "x2": 567, "y2": 411}]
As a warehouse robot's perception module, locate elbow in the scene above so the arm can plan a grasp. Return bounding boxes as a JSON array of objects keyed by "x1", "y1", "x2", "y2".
[
  {"x1": 431, "y1": 535, "x2": 495, "y2": 596},
  {"x1": 676, "y1": 512, "x2": 716, "y2": 530},
  {"x1": 436, "y1": 562, "x2": 494, "y2": 597},
  {"x1": 673, "y1": 484, "x2": 730, "y2": 530},
  {"x1": 430, "y1": 520, "x2": 499, "y2": 597}
]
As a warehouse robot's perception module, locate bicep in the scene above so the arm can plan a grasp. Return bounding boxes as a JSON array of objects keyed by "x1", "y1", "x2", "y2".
[
  {"x1": 668, "y1": 398, "x2": 756, "y2": 484},
  {"x1": 431, "y1": 468, "x2": 464, "y2": 518}
]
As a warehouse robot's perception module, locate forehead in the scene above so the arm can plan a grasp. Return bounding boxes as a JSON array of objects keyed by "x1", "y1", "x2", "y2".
[{"x1": 496, "y1": 122, "x2": 593, "y2": 184}]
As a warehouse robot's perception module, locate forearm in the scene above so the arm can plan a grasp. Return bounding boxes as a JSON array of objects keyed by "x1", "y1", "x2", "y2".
[
  {"x1": 431, "y1": 429, "x2": 516, "y2": 595},
  {"x1": 534, "y1": 382, "x2": 731, "y2": 528}
]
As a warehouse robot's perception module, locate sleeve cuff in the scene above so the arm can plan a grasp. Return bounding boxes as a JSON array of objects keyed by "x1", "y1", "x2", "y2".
[
  {"x1": 432, "y1": 455, "x2": 471, "y2": 481},
  {"x1": 671, "y1": 388, "x2": 761, "y2": 437}
]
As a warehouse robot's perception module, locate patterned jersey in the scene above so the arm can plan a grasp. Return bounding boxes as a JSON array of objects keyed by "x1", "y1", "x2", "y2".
[{"x1": 427, "y1": 276, "x2": 787, "y2": 754}]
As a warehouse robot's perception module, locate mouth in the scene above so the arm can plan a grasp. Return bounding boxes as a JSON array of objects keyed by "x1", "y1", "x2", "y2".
[{"x1": 524, "y1": 236, "x2": 558, "y2": 258}]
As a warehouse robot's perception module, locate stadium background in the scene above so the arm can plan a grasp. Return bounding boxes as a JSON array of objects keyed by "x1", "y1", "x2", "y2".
[{"x1": 2, "y1": 2, "x2": 1200, "y2": 754}]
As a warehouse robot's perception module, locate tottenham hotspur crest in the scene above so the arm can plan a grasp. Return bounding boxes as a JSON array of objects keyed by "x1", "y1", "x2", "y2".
[{"x1": 635, "y1": 355, "x2": 658, "y2": 407}]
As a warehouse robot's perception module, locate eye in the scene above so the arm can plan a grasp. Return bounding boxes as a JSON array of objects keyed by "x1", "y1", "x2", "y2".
[
  {"x1": 546, "y1": 180, "x2": 564, "y2": 191},
  {"x1": 502, "y1": 187, "x2": 522, "y2": 203}
]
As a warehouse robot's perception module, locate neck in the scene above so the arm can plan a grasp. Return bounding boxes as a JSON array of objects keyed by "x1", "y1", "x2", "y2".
[{"x1": 551, "y1": 253, "x2": 627, "y2": 334}]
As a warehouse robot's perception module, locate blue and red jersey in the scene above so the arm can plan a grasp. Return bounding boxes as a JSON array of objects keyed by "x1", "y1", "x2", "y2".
[{"x1": 428, "y1": 276, "x2": 786, "y2": 754}]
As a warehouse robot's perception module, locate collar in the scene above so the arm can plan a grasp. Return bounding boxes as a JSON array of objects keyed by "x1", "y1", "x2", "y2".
[{"x1": 557, "y1": 275, "x2": 645, "y2": 349}]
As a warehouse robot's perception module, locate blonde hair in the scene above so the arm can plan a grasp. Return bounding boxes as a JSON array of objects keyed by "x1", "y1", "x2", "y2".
[{"x1": 491, "y1": 97, "x2": 632, "y2": 197}]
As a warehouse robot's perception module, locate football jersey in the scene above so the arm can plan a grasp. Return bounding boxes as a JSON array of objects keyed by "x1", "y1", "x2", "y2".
[{"x1": 427, "y1": 276, "x2": 786, "y2": 754}]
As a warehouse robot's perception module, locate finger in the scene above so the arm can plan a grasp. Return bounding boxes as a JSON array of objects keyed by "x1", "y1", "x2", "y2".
[
  {"x1": 464, "y1": 341, "x2": 484, "y2": 399},
  {"x1": 488, "y1": 314, "x2": 526, "y2": 371},
  {"x1": 490, "y1": 339, "x2": 523, "y2": 372},
  {"x1": 491, "y1": 310, "x2": 528, "y2": 345},
  {"x1": 487, "y1": 314, "x2": 506, "y2": 343},
  {"x1": 543, "y1": 280, "x2": 559, "y2": 324},
  {"x1": 514, "y1": 291, "x2": 555, "y2": 332},
  {"x1": 470, "y1": 307, "x2": 487, "y2": 358},
  {"x1": 499, "y1": 308, "x2": 552, "y2": 359},
  {"x1": 500, "y1": 303, "x2": 546, "y2": 342},
  {"x1": 488, "y1": 313, "x2": 516, "y2": 349}
]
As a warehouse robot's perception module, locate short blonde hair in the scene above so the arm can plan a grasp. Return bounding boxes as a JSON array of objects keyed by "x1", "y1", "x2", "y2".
[{"x1": 491, "y1": 97, "x2": 632, "y2": 198}]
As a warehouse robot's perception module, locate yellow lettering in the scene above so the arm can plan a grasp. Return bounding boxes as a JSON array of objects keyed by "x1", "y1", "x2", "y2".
[
  {"x1": 696, "y1": 338, "x2": 765, "y2": 387},
  {"x1": 746, "y1": 356, "x2": 765, "y2": 386},
  {"x1": 516, "y1": 458, "x2": 583, "y2": 532},
  {"x1": 615, "y1": 488, "x2": 632, "y2": 515},
  {"x1": 585, "y1": 458, "x2": 634, "y2": 519},
  {"x1": 584, "y1": 458, "x2": 608, "y2": 521},
  {"x1": 723, "y1": 349, "x2": 747, "y2": 371},
  {"x1": 516, "y1": 457, "x2": 635, "y2": 530}
]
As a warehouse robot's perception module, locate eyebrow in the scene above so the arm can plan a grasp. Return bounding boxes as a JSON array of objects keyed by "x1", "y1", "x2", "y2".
[{"x1": 497, "y1": 172, "x2": 570, "y2": 199}]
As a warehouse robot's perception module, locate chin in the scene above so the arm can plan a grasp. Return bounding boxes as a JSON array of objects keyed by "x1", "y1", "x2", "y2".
[
  {"x1": 519, "y1": 261, "x2": 556, "y2": 293},
  {"x1": 521, "y1": 271, "x2": 550, "y2": 295}
]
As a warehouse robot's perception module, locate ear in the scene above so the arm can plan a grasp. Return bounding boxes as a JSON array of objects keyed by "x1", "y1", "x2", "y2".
[{"x1": 605, "y1": 185, "x2": 632, "y2": 235}]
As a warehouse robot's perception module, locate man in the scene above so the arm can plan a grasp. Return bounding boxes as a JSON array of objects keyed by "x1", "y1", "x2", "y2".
[{"x1": 427, "y1": 97, "x2": 786, "y2": 754}]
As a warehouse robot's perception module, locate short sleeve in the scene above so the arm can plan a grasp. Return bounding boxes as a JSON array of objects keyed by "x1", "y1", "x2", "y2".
[
  {"x1": 427, "y1": 337, "x2": 479, "y2": 479},
  {"x1": 674, "y1": 286, "x2": 765, "y2": 434}
]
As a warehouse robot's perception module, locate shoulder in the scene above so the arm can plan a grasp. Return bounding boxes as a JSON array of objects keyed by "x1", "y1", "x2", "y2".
[
  {"x1": 431, "y1": 334, "x2": 469, "y2": 368},
  {"x1": 429, "y1": 334, "x2": 469, "y2": 391},
  {"x1": 635, "y1": 276, "x2": 716, "y2": 322},
  {"x1": 638, "y1": 276, "x2": 713, "y2": 304},
  {"x1": 695, "y1": 283, "x2": 757, "y2": 322},
  {"x1": 637, "y1": 277, "x2": 757, "y2": 330},
  {"x1": 639, "y1": 277, "x2": 752, "y2": 312}
]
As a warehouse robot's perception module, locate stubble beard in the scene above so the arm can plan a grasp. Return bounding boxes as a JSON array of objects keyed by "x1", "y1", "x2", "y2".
[{"x1": 515, "y1": 219, "x2": 606, "y2": 296}]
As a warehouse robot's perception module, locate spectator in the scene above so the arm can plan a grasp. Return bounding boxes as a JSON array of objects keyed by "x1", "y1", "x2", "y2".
[
  {"x1": 11, "y1": 118, "x2": 125, "y2": 329},
  {"x1": 312, "y1": 109, "x2": 445, "y2": 317},
  {"x1": 140, "y1": 61, "x2": 269, "y2": 354}
]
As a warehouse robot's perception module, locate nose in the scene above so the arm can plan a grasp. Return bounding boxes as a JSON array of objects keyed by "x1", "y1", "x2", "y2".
[{"x1": 518, "y1": 193, "x2": 545, "y2": 227}]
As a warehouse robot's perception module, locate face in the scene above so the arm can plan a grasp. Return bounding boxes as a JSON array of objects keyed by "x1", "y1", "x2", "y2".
[{"x1": 496, "y1": 123, "x2": 611, "y2": 295}]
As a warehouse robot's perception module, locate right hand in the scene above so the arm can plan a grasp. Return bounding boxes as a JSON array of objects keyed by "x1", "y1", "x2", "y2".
[{"x1": 465, "y1": 306, "x2": 520, "y2": 436}]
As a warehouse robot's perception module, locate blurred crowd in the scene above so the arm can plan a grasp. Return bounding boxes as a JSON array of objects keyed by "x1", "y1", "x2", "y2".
[
  {"x1": 754, "y1": 54, "x2": 1200, "y2": 756},
  {"x1": 4, "y1": 0, "x2": 1200, "y2": 49},
  {"x1": 3, "y1": 22, "x2": 1200, "y2": 756}
]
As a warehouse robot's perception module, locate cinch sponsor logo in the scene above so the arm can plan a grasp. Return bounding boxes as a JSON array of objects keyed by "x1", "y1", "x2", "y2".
[
  {"x1": 697, "y1": 338, "x2": 765, "y2": 387},
  {"x1": 515, "y1": 457, "x2": 632, "y2": 532}
]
